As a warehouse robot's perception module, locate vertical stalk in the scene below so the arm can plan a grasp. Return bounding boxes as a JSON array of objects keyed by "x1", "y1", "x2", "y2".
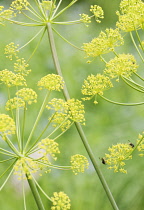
[
  {"x1": 26, "y1": 174, "x2": 45, "y2": 210},
  {"x1": 46, "y1": 22, "x2": 119, "y2": 210}
]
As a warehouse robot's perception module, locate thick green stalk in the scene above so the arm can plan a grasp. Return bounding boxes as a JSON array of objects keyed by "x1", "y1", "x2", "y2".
[
  {"x1": 46, "y1": 22, "x2": 119, "y2": 210},
  {"x1": 26, "y1": 174, "x2": 45, "y2": 210}
]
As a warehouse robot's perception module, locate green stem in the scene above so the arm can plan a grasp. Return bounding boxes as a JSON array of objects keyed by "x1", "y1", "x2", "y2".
[
  {"x1": 26, "y1": 174, "x2": 45, "y2": 210},
  {"x1": 24, "y1": 90, "x2": 50, "y2": 152},
  {"x1": 130, "y1": 32, "x2": 144, "y2": 62},
  {"x1": 99, "y1": 94, "x2": 144, "y2": 106},
  {"x1": 46, "y1": 22, "x2": 119, "y2": 210}
]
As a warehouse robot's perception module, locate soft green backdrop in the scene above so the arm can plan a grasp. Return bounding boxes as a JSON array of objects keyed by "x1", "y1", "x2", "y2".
[{"x1": 0, "y1": 0, "x2": 144, "y2": 209}]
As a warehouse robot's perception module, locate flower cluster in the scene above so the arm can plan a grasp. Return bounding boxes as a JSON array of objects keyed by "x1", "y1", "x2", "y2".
[
  {"x1": 90, "y1": 5, "x2": 104, "y2": 23},
  {"x1": 0, "y1": 69, "x2": 27, "y2": 87},
  {"x1": 47, "y1": 98, "x2": 85, "y2": 130},
  {"x1": 70, "y1": 154, "x2": 89, "y2": 175},
  {"x1": 41, "y1": 1, "x2": 56, "y2": 11},
  {"x1": 38, "y1": 138, "x2": 60, "y2": 161},
  {"x1": 82, "y1": 28, "x2": 124, "y2": 58},
  {"x1": 10, "y1": 0, "x2": 30, "y2": 14},
  {"x1": 81, "y1": 74, "x2": 113, "y2": 103},
  {"x1": 4, "y1": 42, "x2": 19, "y2": 60},
  {"x1": 37, "y1": 74, "x2": 64, "y2": 91},
  {"x1": 5, "y1": 97, "x2": 25, "y2": 110},
  {"x1": 51, "y1": 192, "x2": 71, "y2": 210},
  {"x1": 14, "y1": 58, "x2": 31, "y2": 76},
  {"x1": 104, "y1": 143, "x2": 134, "y2": 173},
  {"x1": 14, "y1": 157, "x2": 41, "y2": 180},
  {"x1": 104, "y1": 54, "x2": 138, "y2": 81},
  {"x1": 116, "y1": 0, "x2": 144, "y2": 31},
  {"x1": 0, "y1": 7, "x2": 14, "y2": 25},
  {"x1": 0, "y1": 114, "x2": 16, "y2": 139},
  {"x1": 16, "y1": 88, "x2": 37, "y2": 105},
  {"x1": 80, "y1": 14, "x2": 91, "y2": 25}
]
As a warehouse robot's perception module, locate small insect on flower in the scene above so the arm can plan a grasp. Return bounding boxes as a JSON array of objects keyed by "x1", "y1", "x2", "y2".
[
  {"x1": 128, "y1": 140, "x2": 135, "y2": 148},
  {"x1": 100, "y1": 157, "x2": 106, "y2": 165}
]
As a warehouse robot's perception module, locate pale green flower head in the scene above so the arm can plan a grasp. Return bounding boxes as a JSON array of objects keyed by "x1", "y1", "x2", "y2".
[
  {"x1": 104, "y1": 54, "x2": 138, "y2": 81},
  {"x1": 82, "y1": 28, "x2": 124, "y2": 58},
  {"x1": 0, "y1": 114, "x2": 16, "y2": 138},
  {"x1": 71, "y1": 154, "x2": 89, "y2": 175},
  {"x1": 51, "y1": 191, "x2": 71, "y2": 210},
  {"x1": 104, "y1": 143, "x2": 134, "y2": 174}
]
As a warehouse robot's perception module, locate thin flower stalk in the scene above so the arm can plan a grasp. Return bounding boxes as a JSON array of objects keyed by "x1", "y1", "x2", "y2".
[{"x1": 46, "y1": 22, "x2": 119, "y2": 210}]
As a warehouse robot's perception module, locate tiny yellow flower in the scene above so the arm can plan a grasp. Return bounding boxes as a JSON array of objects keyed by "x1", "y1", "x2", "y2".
[
  {"x1": 37, "y1": 74, "x2": 64, "y2": 91},
  {"x1": 80, "y1": 13, "x2": 91, "y2": 25},
  {"x1": 51, "y1": 191, "x2": 71, "y2": 210},
  {"x1": 0, "y1": 9, "x2": 14, "y2": 25},
  {"x1": 71, "y1": 154, "x2": 89, "y2": 175}
]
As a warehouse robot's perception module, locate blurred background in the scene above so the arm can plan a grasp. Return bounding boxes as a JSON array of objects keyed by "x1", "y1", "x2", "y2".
[{"x1": 0, "y1": 0, "x2": 144, "y2": 209}]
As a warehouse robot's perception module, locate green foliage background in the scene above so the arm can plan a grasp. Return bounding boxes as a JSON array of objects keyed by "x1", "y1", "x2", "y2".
[{"x1": 0, "y1": 0, "x2": 144, "y2": 209}]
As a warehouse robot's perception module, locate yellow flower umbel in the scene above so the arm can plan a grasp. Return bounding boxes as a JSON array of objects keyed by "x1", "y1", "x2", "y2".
[
  {"x1": 16, "y1": 88, "x2": 37, "y2": 105},
  {"x1": 0, "y1": 114, "x2": 16, "y2": 138},
  {"x1": 4, "y1": 42, "x2": 19, "y2": 60},
  {"x1": 0, "y1": 7, "x2": 14, "y2": 26},
  {"x1": 71, "y1": 154, "x2": 89, "y2": 175},
  {"x1": 47, "y1": 98, "x2": 85, "y2": 130},
  {"x1": 90, "y1": 5, "x2": 104, "y2": 23},
  {"x1": 104, "y1": 54, "x2": 138, "y2": 81},
  {"x1": 82, "y1": 28, "x2": 124, "y2": 59},
  {"x1": 37, "y1": 74, "x2": 64, "y2": 91},
  {"x1": 104, "y1": 143, "x2": 134, "y2": 173},
  {"x1": 116, "y1": 0, "x2": 144, "y2": 32},
  {"x1": 38, "y1": 138, "x2": 60, "y2": 162},
  {"x1": 81, "y1": 74, "x2": 113, "y2": 103},
  {"x1": 5, "y1": 97, "x2": 25, "y2": 110},
  {"x1": 51, "y1": 191, "x2": 71, "y2": 210},
  {"x1": 14, "y1": 58, "x2": 31, "y2": 76},
  {"x1": 10, "y1": 0, "x2": 30, "y2": 14},
  {"x1": 0, "y1": 70, "x2": 26, "y2": 87}
]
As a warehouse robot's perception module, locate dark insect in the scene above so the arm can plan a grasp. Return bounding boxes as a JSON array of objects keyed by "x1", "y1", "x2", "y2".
[
  {"x1": 101, "y1": 158, "x2": 106, "y2": 165},
  {"x1": 128, "y1": 140, "x2": 134, "y2": 148}
]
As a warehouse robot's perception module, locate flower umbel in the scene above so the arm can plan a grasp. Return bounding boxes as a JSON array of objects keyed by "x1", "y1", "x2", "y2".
[
  {"x1": 0, "y1": 114, "x2": 16, "y2": 138},
  {"x1": 71, "y1": 154, "x2": 89, "y2": 175},
  {"x1": 104, "y1": 54, "x2": 138, "y2": 81},
  {"x1": 16, "y1": 88, "x2": 37, "y2": 104},
  {"x1": 104, "y1": 143, "x2": 134, "y2": 173},
  {"x1": 37, "y1": 74, "x2": 64, "y2": 91},
  {"x1": 4, "y1": 42, "x2": 19, "y2": 60},
  {"x1": 82, "y1": 28, "x2": 124, "y2": 58},
  {"x1": 51, "y1": 191, "x2": 71, "y2": 210},
  {"x1": 81, "y1": 74, "x2": 113, "y2": 103}
]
